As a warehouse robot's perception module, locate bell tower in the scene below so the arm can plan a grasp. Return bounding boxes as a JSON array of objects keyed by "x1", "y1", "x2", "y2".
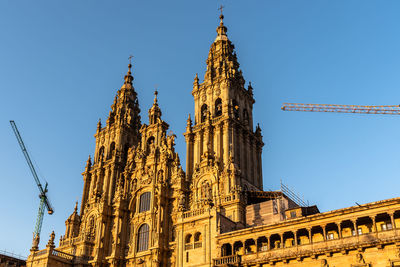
[
  {"x1": 78, "y1": 63, "x2": 142, "y2": 265},
  {"x1": 185, "y1": 12, "x2": 264, "y2": 195}
]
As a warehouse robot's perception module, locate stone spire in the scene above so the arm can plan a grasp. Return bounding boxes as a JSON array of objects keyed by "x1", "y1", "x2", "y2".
[
  {"x1": 215, "y1": 12, "x2": 228, "y2": 41},
  {"x1": 105, "y1": 63, "x2": 141, "y2": 130},
  {"x1": 201, "y1": 12, "x2": 244, "y2": 86},
  {"x1": 148, "y1": 90, "x2": 162, "y2": 124}
]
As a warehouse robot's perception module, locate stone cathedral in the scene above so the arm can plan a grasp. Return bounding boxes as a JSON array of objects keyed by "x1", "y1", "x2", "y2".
[{"x1": 27, "y1": 13, "x2": 400, "y2": 267}]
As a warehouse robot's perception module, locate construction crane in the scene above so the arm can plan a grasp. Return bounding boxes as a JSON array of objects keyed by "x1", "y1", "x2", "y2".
[
  {"x1": 10, "y1": 120, "x2": 54, "y2": 248},
  {"x1": 281, "y1": 103, "x2": 400, "y2": 115}
]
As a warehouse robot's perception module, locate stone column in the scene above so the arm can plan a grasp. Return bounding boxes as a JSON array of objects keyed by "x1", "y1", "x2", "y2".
[
  {"x1": 371, "y1": 219, "x2": 378, "y2": 233},
  {"x1": 308, "y1": 228, "x2": 312, "y2": 244},
  {"x1": 352, "y1": 220, "x2": 358, "y2": 236},
  {"x1": 390, "y1": 212, "x2": 395, "y2": 229}
]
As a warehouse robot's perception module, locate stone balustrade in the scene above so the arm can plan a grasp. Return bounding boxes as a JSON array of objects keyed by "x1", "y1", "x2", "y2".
[{"x1": 213, "y1": 255, "x2": 241, "y2": 266}]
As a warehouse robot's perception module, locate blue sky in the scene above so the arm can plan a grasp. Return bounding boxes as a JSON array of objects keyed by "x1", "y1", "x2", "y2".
[{"x1": 1, "y1": 0, "x2": 400, "y2": 257}]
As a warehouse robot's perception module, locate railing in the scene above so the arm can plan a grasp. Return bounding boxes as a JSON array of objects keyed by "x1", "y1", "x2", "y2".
[
  {"x1": 183, "y1": 208, "x2": 205, "y2": 219},
  {"x1": 185, "y1": 244, "x2": 193, "y2": 250},
  {"x1": 213, "y1": 255, "x2": 241, "y2": 266},
  {"x1": 51, "y1": 249, "x2": 74, "y2": 261},
  {"x1": 194, "y1": 242, "x2": 202, "y2": 249},
  {"x1": 236, "y1": 230, "x2": 400, "y2": 263},
  {"x1": 0, "y1": 249, "x2": 26, "y2": 260}
]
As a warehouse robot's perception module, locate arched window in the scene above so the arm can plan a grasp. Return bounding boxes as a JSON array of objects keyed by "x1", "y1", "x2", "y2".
[
  {"x1": 98, "y1": 146, "x2": 105, "y2": 162},
  {"x1": 215, "y1": 98, "x2": 222, "y2": 117},
  {"x1": 185, "y1": 234, "x2": 193, "y2": 250},
  {"x1": 194, "y1": 232, "x2": 202, "y2": 248},
  {"x1": 201, "y1": 104, "x2": 208, "y2": 123},
  {"x1": 194, "y1": 232, "x2": 202, "y2": 242},
  {"x1": 108, "y1": 142, "x2": 115, "y2": 159},
  {"x1": 139, "y1": 192, "x2": 151, "y2": 213},
  {"x1": 137, "y1": 224, "x2": 150, "y2": 252}
]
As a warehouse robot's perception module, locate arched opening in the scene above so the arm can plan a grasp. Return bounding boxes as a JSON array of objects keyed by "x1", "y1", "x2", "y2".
[
  {"x1": 270, "y1": 234, "x2": 281, "y2": 249},
  {"x1": 357, "y1": 216, "x2": 373, "y2": 234},
  {"x1": 185, "y1": 234, "x2": 193, "y2": 250},
  {"x1": 194, "y1": 232, "x2": 202, "y2": 248},
  {"x1": 296, "y1": 228, "x2": 309, "y2": 245},
  {"x1": 244, "y1": 239, "x2": 255, "y2": 254},
  {"x1": 98, "y1": 146, "x2": 105, "y2": 162},
  {"x1": 108, "y1": 142, "x2": 115, "y2": 159},
  {"x1": 137, "y1": 224, "x2": 150, "y2": 252},
  {"x1": 221, "y1": 243, "x2": 232, "y2": 256},
  {"x1": 376, "y1": 213, "x2": 393, "y2": 231},
  {"x1": 201, "y1": 104, "x2": 208, "y2": 123},
  {"x1": 215, "y1": 98, "x2": 222, "y2": 117},
  {"x1": 139, "y1": 192, "x2": 151, "y2": 213},
  {"x1": 147, "y1": 136, "x2": 155, "y2": 154},
  {"x1": 326, "y1": 223, "x2": 339, "y2": 240},
  {"x1": 340, "y1": 220, "x2": 355, "y2": 237},
  {"x1": 233, "y1": 241, "x2": 243, "y2": 255},
  {"x1": 311, "y1": 226, "x2": 324, "y2": 243},
  {"x1": 283, "y1": 231, "x2": 295, "y2": 248},
  {"x1": 394, "y1": 211, "x2": 400, "y2": 229},
  {"x1": 257, "y1": 236, "x2": 268, "y2": 252}
]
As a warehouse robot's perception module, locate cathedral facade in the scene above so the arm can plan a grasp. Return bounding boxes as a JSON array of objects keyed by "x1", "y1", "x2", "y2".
[{"x1": 27, "y1": 13, "x2": 400, "y2": 267}]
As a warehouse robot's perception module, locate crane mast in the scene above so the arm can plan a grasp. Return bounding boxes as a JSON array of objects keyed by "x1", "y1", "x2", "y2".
[
  {"x1": 281, "y1": 103, "x2": 400, "y2": 115},
  {"x1": 10, "y1": 121, "x2": 54, "y2": 249}
]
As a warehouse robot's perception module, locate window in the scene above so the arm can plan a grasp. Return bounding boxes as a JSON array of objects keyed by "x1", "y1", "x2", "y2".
[
  {"x1": 98, "y1": 146, "x2": 105, "y2": 162},
  {"x1": 108, "y1": 142, "x2": 115, "y2": 159},
  {"x1": 201, "y1": 104, "x2": 208, "y2": 123},
  {"x1": 137, "y1": 224, "x2": 149, "y2": 252},
  {"x1": 194, "y1": 232, "x2": 202, "y2": 248},
  {"x1": 215, "y1": 98, "x2": 222, "y2": 117},
  {"x1": 185, "y1": 234, "x2": 193, "y2": 250},
  {"x1": 139, "y1": 192, "x2": 151, "y2": 213},
  {"x1": 353, "y1": 228, "x2": 363, "y2": 236},
  {"x1": 290, "y1": 211, "x2": 296, "y2": 218},
  {"x1": 327, "y1": 233, "x2": 334, "y2": 240},
  {"x1": 382, "y1": 222, "x2": 393, "y2": 231}
]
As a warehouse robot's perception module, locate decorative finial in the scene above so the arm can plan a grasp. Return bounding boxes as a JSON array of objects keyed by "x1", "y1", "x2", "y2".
[
  {"x1": 187, "y1": 113, "x2": 192, "y2": 128},
  {"x1": 218, "y1": 5, "x2": 224, "y2": 22},
  {"x1": 74, "y1": 201, "x2": 78, "y2": 213},
  {"x1": 154, "y1": 89, "x2": 158, "y2": 104},
  {"x1": 128, "y1": 55, "x2": 133, "y2": 74},
  {"x1": 248, "y1": 81, "x2": 253, "y2": 94},
  {"x1": 215, "y1": 6, "x2": 228, "y2": 39},
  {"x1": 97, "y1": 118, "x2": 102, "y2": 131}
]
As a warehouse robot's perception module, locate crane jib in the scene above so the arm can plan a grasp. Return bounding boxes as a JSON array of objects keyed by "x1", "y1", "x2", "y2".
[{"x1": 9, "y1": 121, "x2": 54, "y2": 215}]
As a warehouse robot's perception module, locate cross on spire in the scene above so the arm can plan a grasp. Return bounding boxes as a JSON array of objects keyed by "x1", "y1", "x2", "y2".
[
  {"x1": 128, "y1": 55, "x2": 133, "y2": 65},
  {"x1": 218, "y1": 5, "x2": 224, "y2": 15}
]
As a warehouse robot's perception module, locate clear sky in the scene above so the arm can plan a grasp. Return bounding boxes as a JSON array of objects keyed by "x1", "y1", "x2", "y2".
[{"x1": 1, "y1": 0, "x2": 400, "y2": 257}]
